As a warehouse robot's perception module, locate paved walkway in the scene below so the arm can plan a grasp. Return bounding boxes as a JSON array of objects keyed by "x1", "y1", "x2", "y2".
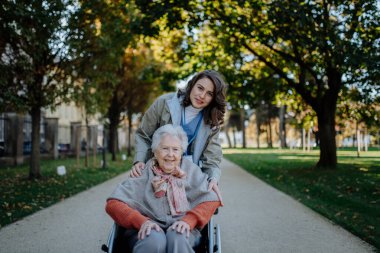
[{"x1": 0, "y1": 159, "x2": 375, "y2": 253}]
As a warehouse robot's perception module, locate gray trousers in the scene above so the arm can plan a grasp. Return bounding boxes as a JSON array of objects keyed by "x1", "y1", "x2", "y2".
[{"x1": 126, "y1": 229, "x2": 200, "y2": 253}]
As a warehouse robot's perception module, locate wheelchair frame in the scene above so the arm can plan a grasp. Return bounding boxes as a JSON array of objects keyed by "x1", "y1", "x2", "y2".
[{"x1": 101, "y1": 216, "x2": 221, "y2": 253}]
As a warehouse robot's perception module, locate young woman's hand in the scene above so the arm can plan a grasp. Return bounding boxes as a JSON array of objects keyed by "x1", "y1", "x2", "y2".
[
  {"x1": 169, "y1": 221, "x2": 191, "y2": 238},
  {"x1": 130, "y1": 162, "x2": 145, "y2": 177},
  {"x1": 138, "y1": 220, "x2": 162, "y2": 240},
  {"x1": 208, "y1": 179, "x2": 224, "y2": 206}
]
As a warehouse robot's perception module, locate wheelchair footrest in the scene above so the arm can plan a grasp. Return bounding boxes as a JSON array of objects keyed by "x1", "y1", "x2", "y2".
[{"x1": 101, "y1": 244, "x2": 109, "y2": 252}]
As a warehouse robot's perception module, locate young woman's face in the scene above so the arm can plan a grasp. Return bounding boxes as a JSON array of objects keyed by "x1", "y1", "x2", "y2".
[
  {"x1": 154, "y1": 134, "x2": 182, "y2": 174},
  {"x1": 189, "y1": 77, "x2": 215, "y2": 109}
]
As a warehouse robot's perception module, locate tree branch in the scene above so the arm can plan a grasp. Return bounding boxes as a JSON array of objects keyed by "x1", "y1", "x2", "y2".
[
  {"x1": 298, "y1": 66, "x2": 318, "y2": 110},
  {"x1": 239, "y1": 37, "x2": 294, "y2": 85},
  {"x1": 241, "y1": 37, "x2": 318, "y2": 110},
  {"x1": 322, "y1": 0, "x2": 333, "y2": 69},
  {"x1": 263, "y1": 41, "x2": 319, "y2": 82},
  {"x1": 212, "y1": 2, "x2": 319, "y2": 111}
]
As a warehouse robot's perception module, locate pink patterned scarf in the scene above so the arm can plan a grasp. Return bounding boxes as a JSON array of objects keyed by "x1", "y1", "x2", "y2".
[{"x1": 151, "y1": 160, "x2": 190, "y2": 215}]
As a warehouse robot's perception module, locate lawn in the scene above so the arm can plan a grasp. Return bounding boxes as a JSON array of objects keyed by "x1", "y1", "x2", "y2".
[
  {"x1": 223, "y1": 148, "x2": 380, "y2": 250},
  {"x1": 0, "y1": 154, "x2": 132, "y2": 228}
]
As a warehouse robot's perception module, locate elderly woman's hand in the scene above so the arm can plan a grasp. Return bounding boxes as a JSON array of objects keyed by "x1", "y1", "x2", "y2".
[
  {"x1": 169, "y1": 221, "x2": 191, "y2": 238},
  {"x1": 208, "y1": 179, "x2": 224, "y2": 206},
  {"x1": 138, "y1": 220, "x2": 162, "y2": 240},
  {"x1": 130, "y1": 162, "x2": 145, "y2": 177}
]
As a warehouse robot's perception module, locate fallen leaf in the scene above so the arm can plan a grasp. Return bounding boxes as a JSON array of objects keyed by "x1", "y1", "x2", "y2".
[{"x1": 23, "y1": 205, "x2": 32, "y2": 210}]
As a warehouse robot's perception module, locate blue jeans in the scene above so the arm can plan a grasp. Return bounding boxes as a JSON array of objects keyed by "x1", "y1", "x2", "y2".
[{"x1": 125, "y1": 228, "x2": 201, "y2": 253}]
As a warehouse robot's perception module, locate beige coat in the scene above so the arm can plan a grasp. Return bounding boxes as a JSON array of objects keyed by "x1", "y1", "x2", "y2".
[{"x1": 134, "y1": 92, "x2": 222, "y2": 181}]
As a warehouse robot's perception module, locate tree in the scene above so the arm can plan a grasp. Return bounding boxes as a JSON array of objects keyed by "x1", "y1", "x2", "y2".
[
  {"x1": 133, "y1": 2, "x2": 295, "y2": 150},
  {"x1": 107, "y1": 43, "x2": 164, "y2": 160},
  {"x1": 67, "y1": 1, "x2": 126, "y2": 166},
  {"x1": 136, "y1": 1, "x2": 378, "y2": 165},
  {"x1": 67, "y1": 0, "x2": 138, "y2": 114},
  {"x1": 197, "y1": 0, "x2": 379, "y2": 167},
  {"x1": 71, "y1": 80, "x2": 101, "y2": 167},
  {"x1": 68, "y1": 0, "x2": 140, "y2": 161},
  {"x1": 0, "y1": 1, "x2": 74, "y2": 179},
  {"x1": 68, "y1": 1, "x2": 182, "y2": 161},
  {"x1": 337, "y1": 86, "x2": 380, "y2": 152}
]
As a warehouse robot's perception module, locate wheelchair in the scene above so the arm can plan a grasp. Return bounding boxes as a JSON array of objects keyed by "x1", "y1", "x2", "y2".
[{"x1": 101, "y1": 213, "x2": 221, "y2": 253}]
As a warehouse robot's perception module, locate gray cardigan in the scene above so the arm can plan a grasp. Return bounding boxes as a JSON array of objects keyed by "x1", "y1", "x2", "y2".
[
  {"x1": 134, "y1": 92, "x2": 222, "y2": 181},
  {"x1": 109, "y1": 158, "x2": 219, "y2": 229}
]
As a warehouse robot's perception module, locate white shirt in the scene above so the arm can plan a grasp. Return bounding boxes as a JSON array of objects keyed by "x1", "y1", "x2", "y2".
[{"x1": 183, "y1": 105, "x2": 202, "y2": 124}]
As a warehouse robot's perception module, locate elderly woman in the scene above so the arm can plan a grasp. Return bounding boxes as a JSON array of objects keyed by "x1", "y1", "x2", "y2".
[{"x1": 106, "y1": 124, "x2": 222, "y2": 253}]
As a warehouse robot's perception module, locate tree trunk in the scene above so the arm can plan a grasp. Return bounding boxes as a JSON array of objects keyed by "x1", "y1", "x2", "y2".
[
  {"x1": 355, "y1": 120, "x2": 359, "y2": 151},
  {"x1": 314, "y1": 129, "x2": 320, "y2": 147},
  {"x1": 127, "y1": 110, "x2": 132, "y2": 157},
  {"x1": 108, "y1": 94, "x2": 121, "y2": 161},
  {"x1": 109, "y1": 119, "x2": 118, "y2": 161},
  {"x1": 316, "y1": 98, "x2": 337, "y2": 168},
  {"x1": 356, "y1": 124, "x2": 361, "y2": 157},
  {"x1": 267, "y1": 120, "x2": 273, "y2": 148},
  {"x1": 29, "y1": 106, "x2": 41, "y2": 179},
  {"x1": 256, "y1": 118, "x2": 260, "y2": 149},
  {"x1": 240, "y1": 108, "x2": 246, "y2": 148},
  {"x1": 102, "y1": 127, "x2": 107, "y2": 169},
  {"x1": 93, "y1": 126, "x2": 97, "y2": 167},
  {"x1": 76, "y1": 125, "x2": 81, "y2": 167},
  {"x1": 225, "y1": 122, "x2": 232, "y2": 148},
  {"x1": 232, "y1": 127, "x2": 236, "y2": 148},
  {"x1": 85, "y1": 117, "x2": 89, "y2": 167},
  {"x1": 301, "y1": 128, "x2": 305, "y2": 151},
  {"x1": 279, "y1": 105, "x2": 287, "y2": 148}
]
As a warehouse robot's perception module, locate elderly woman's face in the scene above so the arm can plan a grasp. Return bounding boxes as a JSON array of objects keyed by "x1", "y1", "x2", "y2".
[{"x1": 154, "y1": 134, "x2": 182, "y2": 174}]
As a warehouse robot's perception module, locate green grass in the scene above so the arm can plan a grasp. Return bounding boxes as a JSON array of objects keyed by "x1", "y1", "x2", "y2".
[
  {"x1": 0, "y1": 154, "x2": 132, "y2": 228},
  {"x1": 223, "y1": 148, "x2": 380, "y2": 250}
]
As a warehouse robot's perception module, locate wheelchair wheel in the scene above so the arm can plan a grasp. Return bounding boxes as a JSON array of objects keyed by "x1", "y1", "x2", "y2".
[
  {"x1": 194, "y1": 216, "x2": 221, "y2": 253},
  {"x1": 208, "y1": 217, "x2": 221, "y2": 253}
]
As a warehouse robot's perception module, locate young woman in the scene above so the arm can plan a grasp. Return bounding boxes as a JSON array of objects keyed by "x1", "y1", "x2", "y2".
[{"x1": 130, "y1": 70, "x2": 227, "y2": 202}]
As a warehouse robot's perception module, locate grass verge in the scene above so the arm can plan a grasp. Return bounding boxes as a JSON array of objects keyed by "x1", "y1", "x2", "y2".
[
  {"x1": 0, "y1": 154, "x2": 132, "y2": 228},
  {"x1": 223, "y1": 148, "x2": 380, "y2": 250}
]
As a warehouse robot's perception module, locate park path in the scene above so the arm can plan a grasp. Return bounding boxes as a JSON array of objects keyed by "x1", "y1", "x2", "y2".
[
  {"x1": 0, "y1": 159, "x2": 375, "y2": 253},
  {"x1": 214, "y1": 159, "x2": 374, "y2": 253}
]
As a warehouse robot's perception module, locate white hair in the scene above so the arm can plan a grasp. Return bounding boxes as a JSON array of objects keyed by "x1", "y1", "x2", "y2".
[{"x1": 151, "y1": 124, "x2": 188, "y2": 153}]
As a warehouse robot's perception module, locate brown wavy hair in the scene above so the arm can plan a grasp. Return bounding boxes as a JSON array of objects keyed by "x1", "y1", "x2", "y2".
[{"x1": 178, "y1": 70, "x2": 227, "y2": 128}]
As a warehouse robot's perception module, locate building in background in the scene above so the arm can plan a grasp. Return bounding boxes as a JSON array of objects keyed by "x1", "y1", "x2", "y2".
[{"x1": 0, "y1": 100, "x2": 138, "y2": 166}]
